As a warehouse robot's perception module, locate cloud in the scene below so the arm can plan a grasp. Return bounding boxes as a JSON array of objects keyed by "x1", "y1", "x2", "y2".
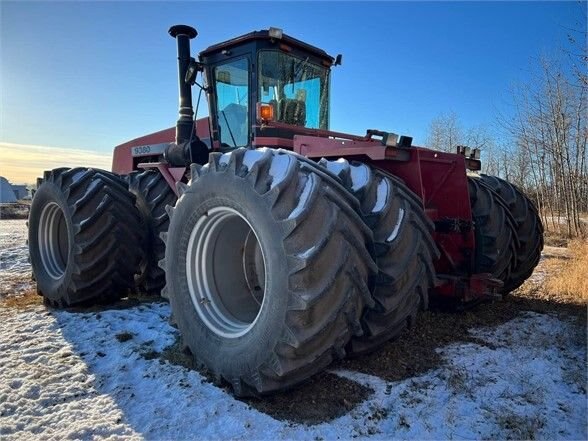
[{"x1": 0, "y1": 142, "x2": 112, "y2": 184}]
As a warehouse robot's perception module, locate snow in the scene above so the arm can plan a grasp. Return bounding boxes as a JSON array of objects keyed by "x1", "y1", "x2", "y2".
[
  {"x1": 287, "y1": 175, "x2": 315, "y2": 220},
  {"x1": 0, "y1": 220, "x2": 30, "y2": 277},
  {"x1": 1, "y1": 303, "x2": 585, "y2": 440},
  {"x1": 268, "y1": 153, "x2": 292, "y2": 189},
  {"x1": 218, "y1": 152, "x2": 232, "y2": 167},
  {"x1": 386, "y1": 208, "x2": 404, "y2": 243},
  {"x1": 241, "y1": 149, "x2": 267, "y2": 171},
  {"x1": 321, "y1": 158, "x2": 347, "y2": 181},
  {"x1": 0, "y1": 220, "x2": 33, "y2": 298},
  {"x1": 372, "y1": 179, "x2": 389, "y2": 213},
  {"x1": 349, "y1": 164, "x2": 369, "y2": 192}
]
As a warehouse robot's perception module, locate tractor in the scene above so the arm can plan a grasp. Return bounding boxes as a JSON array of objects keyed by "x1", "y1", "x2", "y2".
[{"x1": 28, "y1": 25, "x2": 543, "y2": 396}]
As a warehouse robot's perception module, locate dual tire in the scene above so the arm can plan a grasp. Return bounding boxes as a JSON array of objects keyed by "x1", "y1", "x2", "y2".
[
  {"x1": 473, "y1": 175, "x2": 544, "y2": 293},
  {"x1": 467, "y1": 175, "x2": 543, "y2": 294},
  {"x1": 161, "y1": 149, "x2": 378, "y2": 395},
  {"x1": 29, "y1": 168, "x2": 143, "y2": 307},
  {"x1": 318, "y1": 158, "x2": 438, "y2": 355},
  {"x1": 160, "y1": 148, "x2": 439, "y2": 395},
  {"x1": 127, "y1": 170, "x2": 177, "y2": 295}
]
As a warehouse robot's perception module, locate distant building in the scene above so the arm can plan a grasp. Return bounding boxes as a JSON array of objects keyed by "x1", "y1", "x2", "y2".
[
  {"x1": 0, "y1": 176, "x2": 30, "y2": 203},
  {"x1": 11, "y1": 184, "x2": 29, "y2": 200}
]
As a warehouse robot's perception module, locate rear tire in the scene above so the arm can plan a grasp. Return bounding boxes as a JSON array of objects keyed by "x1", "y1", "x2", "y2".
[
  {"x1": 467, "y1": 176, "x2": 517, "y2": 284},
  {"x1": 161, "y1": 148, "x2": 377, "y2": 395},
  {"x1": 127, "y1": 170, "x2": 177, "y2": 295},
  {"x1": 318, "y1": 159, "x2": 438, "y2": 355},
  {"x1": 479, "y1": 175, "x2": 544, "y2": 293},
  {"x1": 28, "y1": 168, "x2": 143, "y2": 307}
]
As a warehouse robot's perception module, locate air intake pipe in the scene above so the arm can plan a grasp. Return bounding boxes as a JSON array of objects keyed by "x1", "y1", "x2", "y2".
[
  {"x1": 165, "y1": 24, "x2": 206, "y2": 166},
  {"x1": 169, "y1": 24, "x2": 197, "y2": 145}
]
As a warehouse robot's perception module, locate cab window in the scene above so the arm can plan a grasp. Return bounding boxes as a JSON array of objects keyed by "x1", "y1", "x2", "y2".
[{"x1": 214, "y1": 58, "x2": 249, "y2": 148}]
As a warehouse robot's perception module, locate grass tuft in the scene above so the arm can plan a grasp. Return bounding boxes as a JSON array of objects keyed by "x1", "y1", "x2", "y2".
[
  {"x1": 0, "y1": 288, "x2": 42, "y2": 309},
  {"x1": 544, "y1": 240, "x2": 588, "y2": 304}
]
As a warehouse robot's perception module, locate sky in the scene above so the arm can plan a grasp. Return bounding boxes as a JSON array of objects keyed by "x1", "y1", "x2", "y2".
[{"x1": 1, "y1": 1, "x2": 586, "y2": 183}]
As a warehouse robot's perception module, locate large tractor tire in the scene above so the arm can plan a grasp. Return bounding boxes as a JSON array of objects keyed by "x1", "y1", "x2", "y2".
[
  {"x1": 28, "y1": 168, "x2": 143, "y2": 307},
  {"x1": 467, "y1": 176, "x2": 517, "y2": 285},
  {"x1": 318, "y1": 159, "x2": 438, "y2": 355},
  {"x1": 127, "y1": 170, "x2": 177, "y2": 295},
  {"x1": 479, "y1": 175, "x2": 544, "y2": 293},
  {"x1": 161, "y1": 148, "x2": 377, "y2": 396}
]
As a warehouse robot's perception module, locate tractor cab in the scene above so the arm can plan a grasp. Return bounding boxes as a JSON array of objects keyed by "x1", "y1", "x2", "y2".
[{"x1": 198, "y1": 28, "x2": 337, "y2": 150}]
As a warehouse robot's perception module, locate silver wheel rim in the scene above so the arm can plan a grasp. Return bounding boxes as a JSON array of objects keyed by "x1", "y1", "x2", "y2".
[
  {"x1": 38, "y1": 202, "x2": 69, "y2": 279},
  {"x1": 186, "y1": 206, "x2": 267, "y2": 338}
]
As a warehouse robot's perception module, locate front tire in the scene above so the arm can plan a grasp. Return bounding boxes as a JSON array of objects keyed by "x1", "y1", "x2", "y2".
[{"x1": 161, "y1": 148, "x2": 377, "y2": 395}]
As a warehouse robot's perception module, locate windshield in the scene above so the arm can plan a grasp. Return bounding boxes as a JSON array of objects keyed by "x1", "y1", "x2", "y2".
[{"x1": 258, "y1": 50, "x2": 329, "y2": 130}]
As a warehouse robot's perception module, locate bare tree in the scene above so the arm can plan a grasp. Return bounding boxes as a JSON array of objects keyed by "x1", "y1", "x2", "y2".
[
  {"x1": 426, "y1": 112, "x2": 464, "y2": 153},
  {"x1": 503, "y1": 56, "x2": 587, "y2": 237},
  {"x1": 425, "y1": 112, "x2": 502, "y2": 175}
]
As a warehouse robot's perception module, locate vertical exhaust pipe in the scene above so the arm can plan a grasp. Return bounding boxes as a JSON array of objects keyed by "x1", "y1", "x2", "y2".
[{"x1": 169, "y1": 24, "x2": 198, "y2": 146}]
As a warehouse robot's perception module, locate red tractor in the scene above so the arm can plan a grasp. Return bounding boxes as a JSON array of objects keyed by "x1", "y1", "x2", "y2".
[{"x1": 28, "y1": 25, "x2": 543, "y2": 396}]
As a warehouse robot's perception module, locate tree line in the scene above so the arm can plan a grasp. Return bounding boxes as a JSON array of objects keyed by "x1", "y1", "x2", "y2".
[{"x1": 425, "y1": 30, "x2": 587, "y2": 238}]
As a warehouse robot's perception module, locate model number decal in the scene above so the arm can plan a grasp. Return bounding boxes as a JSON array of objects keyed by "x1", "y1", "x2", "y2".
[
  {"x1": 133, "y1": 146, "x2": 151, "y2": 156},
  {"x1": 131, "y1": 143, "x2": 167, "y2": 157}
]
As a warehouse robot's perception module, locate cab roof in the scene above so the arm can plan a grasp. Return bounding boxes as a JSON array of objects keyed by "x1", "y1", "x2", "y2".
[{"x1": 199, "y1": 29, "x2": 335, "y2": 64}]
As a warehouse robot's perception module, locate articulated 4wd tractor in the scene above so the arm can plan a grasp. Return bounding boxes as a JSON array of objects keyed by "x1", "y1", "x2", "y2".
[{"x1": 28, "y1": 25, "x2": 543, "y2": 395}]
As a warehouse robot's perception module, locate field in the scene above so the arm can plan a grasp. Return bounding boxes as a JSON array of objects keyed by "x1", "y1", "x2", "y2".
[{"x1": 0, "y1": 219, "x2": 586, "y2": 440}]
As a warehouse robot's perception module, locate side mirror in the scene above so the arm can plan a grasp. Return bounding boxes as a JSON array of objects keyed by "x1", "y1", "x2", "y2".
[
  {"x1": 334, "y1": 54, "x2": 343, "y2": 66},
  {"x1": 185, "y1": 58, "x2": 203, "y2": 85}
]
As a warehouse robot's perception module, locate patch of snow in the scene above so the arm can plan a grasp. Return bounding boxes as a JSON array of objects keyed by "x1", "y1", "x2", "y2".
[
  {"x1": 296, "y1": 245, "x2": 317, "y2": 260},
  {"x1": 219, "y1": 152, "x2": 232, "y2": 166},
  {"x1": 0, "y1": 220, "x2": 29, "y2": 277},
  {"x1": 0, "y1": 220, "x2": 33, "y2": 298},
  {"x1": 322, "y1": 158, "x2": 347, "y2": 179},
  {"x1": 241, "y1": 149, "x2": 268, "y2": 172},
  {"x1": 288, "y1": 175, "x2": 315, "y2": 220},
  {"x1": 349, "y1": 164, "x2": 369, "y2": 192},
  {"x1": 372, "y1": 179, "x2": 389, "y2": 213},
  {"x1": 334, "y1": 312, "x2": 586, "y2": 440},
  {"x1": 268, "y1": 154, "x2": 292, "y2": 189},
  {"x1": 386, "y1": 208, "x2": 404, "y2": 243}
]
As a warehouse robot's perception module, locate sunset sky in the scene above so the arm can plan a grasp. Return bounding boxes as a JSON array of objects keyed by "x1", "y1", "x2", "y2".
[
  {"x1": 1, "y1": 1, "x2": 585, "y2": 184},
  {"x1": 0, "y1": 142, "x2": 112, "y2": 184}
]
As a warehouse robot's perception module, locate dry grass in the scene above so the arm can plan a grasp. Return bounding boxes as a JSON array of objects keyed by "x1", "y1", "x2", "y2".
[
  {"x1": 543, "y1": 240, "x2": 588, "y2": 304},
  {"x1": 0, "y1": 288, "x2": 42, "y2": 309},
  {"x1": 541, "y1": 212, "x2": 588, "y2": 245}
]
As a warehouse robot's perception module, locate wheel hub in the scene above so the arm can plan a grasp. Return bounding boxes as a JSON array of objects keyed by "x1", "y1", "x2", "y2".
[
  {"x1": 38, "y1": 202, "x2": 69, "y2": 279},
  {"x1": 186, "y1": 206, "x2": 267, "y2": 338}
]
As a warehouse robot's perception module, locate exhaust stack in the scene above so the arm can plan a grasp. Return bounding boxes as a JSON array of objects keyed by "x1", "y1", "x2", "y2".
[{"x1": 169, "y1": 24, "x2": 198, "y2": 146}]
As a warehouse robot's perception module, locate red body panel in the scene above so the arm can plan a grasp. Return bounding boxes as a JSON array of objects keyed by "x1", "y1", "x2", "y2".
[{"x1": 111, "y1": 118, "x2": 211, "y2": 174}]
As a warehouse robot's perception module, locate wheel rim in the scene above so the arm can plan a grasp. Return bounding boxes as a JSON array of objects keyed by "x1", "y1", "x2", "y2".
[
  {"x1": 38, "y1": 202, "x2": 69, "y2": 279},
  {"x1": 186, "y1": 206, "x2": 267, "y2": 338}
]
